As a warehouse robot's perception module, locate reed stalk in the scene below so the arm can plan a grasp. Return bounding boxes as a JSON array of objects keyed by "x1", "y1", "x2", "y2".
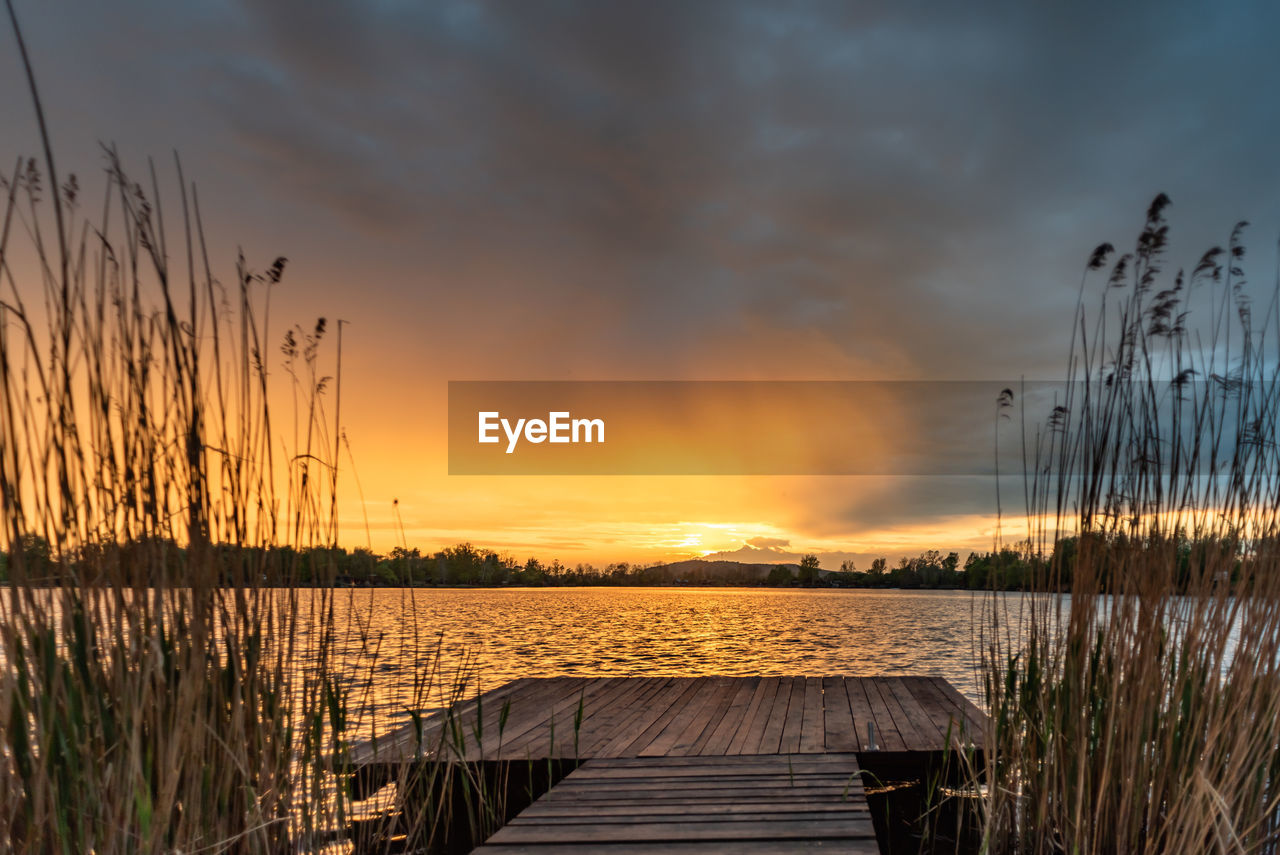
[
  {"x1": 0, "y1": 8, "x2": 493, "y2": 851},
  {"x1": 979, "y1": 195, "x2": 1280, "y2": 853}
]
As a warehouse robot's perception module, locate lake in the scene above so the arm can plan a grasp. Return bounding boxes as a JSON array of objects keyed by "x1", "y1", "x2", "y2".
[{"x1": 329, "y1": 587, "x2": 996, "y2": 739}]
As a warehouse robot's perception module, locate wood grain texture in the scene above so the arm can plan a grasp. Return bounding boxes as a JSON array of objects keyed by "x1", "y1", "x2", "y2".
[
  {"x1": 348, "y1": 675, "x2": 986, "y2": 768},
  {"x1": 474, "y1": 753, "x2": 878, "y2": 853}
]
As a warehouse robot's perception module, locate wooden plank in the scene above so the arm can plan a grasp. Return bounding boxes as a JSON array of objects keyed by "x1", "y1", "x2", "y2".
[
  {"x1": 528, "y1": 676, "x2": 647, "y2": 759},
  {"x1": 639, "y1": 677, "x2": 733, "y2": 757},
  {"x1": 528, "y1": 779, "x2": 867, "y2": 792},
  {"x1": 567, "y1": 676, "x2": 650, "y2": 742},
  {"x1": 570, "y1": 677, "x2": 646, "y2": 749},
  {"x1": 906, "y1": 676, "x2": 974, "y2": 748},
  {"x1": 843, "y1": 677, "x2": 877, "y2": 751},
  {"x1": 726, "y1": 676, "x2": 779, "y2": 755},
  {"x1": 414, "y1": 676, "x2": 559, "y2": 761},
  {"x1": 475, "y1": 677, "x2": 597, "y2": 757},
  {"x1": 517, "y1": 796, "x2": 866, "y2": 809},
  {"x1": 600, "y1": 678, "x2": 703, "y2": 758},
  {"x1": 348, "y1": 676, "x2": 536, "y2": 766},
  {"x1": 446, "y1": 677, "x2": 578, "y2": 758},
  {"x1": 924, "y1": 677, "x2": 987, "y2": 748},
  {"x1": 354, "y1": 674, "x2": 986, "y2": 775},
  {"x1": 551, "y1": 771, "x2": 862, "y2": 787},
  {"x1": 467, "y1": 677, "x2": 592, "y2": 758},
  {"x1": 546, "y1": 677, "x2": 637, "y2": 759},
  {"x1": 857, "y1": 678, "x2": 906, "y2": 751},
  {"x1": 500, "y1": 677, "x2": 618, "y2": 759},
  {"x1": 630, "y1": 678, "x2": 713, "y2": 758},
  {"x1": 822, "y1": 676, "x2": 860, "y2": 752},
  {"x1": 549, "y1": 778, "x2": 866, "y2": 792},
  {"x1": 567, "y1": 763, "x2": 861, "y2": 780},
  {"x1": 587, "y1": 753, "x2": 867, "y2": 769},
  {"x1": 755, "y1": 677, "x2": 794, "y2": 754},
  {"x1": 870, "y1": 677, "x2": 927, "y2": 751},
  {"x1": 679, "y1": 677, "x2": 742, "y2": 756},
  {"x1": 524, "y1": 791, "x2": 867, "y2": 806},
  {"x1": 489, "y1": 818, "x2": 875, "y2": 843},
  {"x1": 798, "y1": 677, "x2": 825, "y2": 753},
  {"x1": 777, "y1": 677, "x2": 807, "y2": 754},
  {"x1": 929, "y1": 676, "x2": 988, "y2": 738},
  {"x1": 467, "y1": 677, "x2": 555, "y2": 756},
  {"x1": 579, "y1": 677, "x2": 675, "y2": 756},
  {"x1": 543, "y1": 784, "x2": 864, "y2": 799},
  {"x1": 476, "y1": 841, "x2": 880, "y2": 854},
  {"x1": 593, "y1": 678, "x2": 697, "y2": 759},
  {"x1": 483, "y1": 754, "x2": 875, "y2": 851},
  {"x1": 573, "y1": 677, "x2": 667, "y2": 756},
  {"x1": 510, "y1": 810, "x2": 871, "y2": 824},
  {"x1": 884, "y1": 676, "x2": 943, "y2": 748},
  {"x1": 545, "y1": 753, "x2": 862, "y2": 774},
  {"x1": 696, "y1": 677, "x2": 760, "y2": 756},
  {"x1": 520, "y1": 803, "x2": 869, "y2": 818}
]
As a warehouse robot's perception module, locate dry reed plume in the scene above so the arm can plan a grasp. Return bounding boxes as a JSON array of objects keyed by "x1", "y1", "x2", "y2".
[
  {"x1": 979, "y1": 194, "x2": 1280, "y2": 853},
  {"x1": 0, "y1": 5, "x2": 511, "y2": 852}
]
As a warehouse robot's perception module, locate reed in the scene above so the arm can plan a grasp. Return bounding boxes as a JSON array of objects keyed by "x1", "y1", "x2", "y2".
[
  {"x1": 978, "y1": 195, "x2": 1280, "y2": 852},
  {"x1": 0, "y1": 7, "x2": 504, "y2": 851},
  {"x1": 0, "y1": 138, "x2": 330, "y2": 851}
]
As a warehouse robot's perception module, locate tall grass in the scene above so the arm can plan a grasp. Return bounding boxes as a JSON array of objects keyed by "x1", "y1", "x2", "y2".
[
  {"x1": 979, "y1": 195, "x2": 1280, "y2": 852},
  {"x1": 0, "y1": 131, "x2": 339, "y2": 851},
  {"x1": 0, "y1": 9, "x2": 517, "y2": 851}
]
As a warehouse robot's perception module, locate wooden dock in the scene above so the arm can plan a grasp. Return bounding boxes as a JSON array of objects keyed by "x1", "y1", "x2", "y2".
[
  {"x1": 475, "y1": 753, "x2": 877, "y2": 853},
  {"x1": 351, "y1": 675, "x2": 984, "y2": 771},
  {"x1": 348, "y1": 676, "x2": 985, "y2": 853}
]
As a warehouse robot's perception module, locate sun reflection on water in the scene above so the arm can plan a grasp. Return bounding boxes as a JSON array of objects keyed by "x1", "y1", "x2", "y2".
[{"x1": 326, "y1": 587, "x2": 987, "y2": 741}]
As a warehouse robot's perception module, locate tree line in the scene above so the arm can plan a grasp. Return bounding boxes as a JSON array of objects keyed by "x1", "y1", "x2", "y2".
[
  {"x1": 0, "y1": 534, "x2": 1041, "y2": 590},
  {"x1": 2, "y1": 531, "x2": 1246, "y2": 591}
]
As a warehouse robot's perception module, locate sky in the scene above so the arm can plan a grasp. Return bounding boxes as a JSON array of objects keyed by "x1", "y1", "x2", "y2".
[{"x1": 2, "y1": 0, "x2": 1279, "y2": 567}]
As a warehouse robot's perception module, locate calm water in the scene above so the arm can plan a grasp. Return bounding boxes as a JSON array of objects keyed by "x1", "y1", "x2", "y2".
[{"x1": 328, "y1": 587, "x2": 991, "y2": 737}]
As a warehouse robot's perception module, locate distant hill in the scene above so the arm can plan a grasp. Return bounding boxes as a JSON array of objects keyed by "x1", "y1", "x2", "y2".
[{"x1": 642, "y1": 559, "x2": 801, "y2": 584}]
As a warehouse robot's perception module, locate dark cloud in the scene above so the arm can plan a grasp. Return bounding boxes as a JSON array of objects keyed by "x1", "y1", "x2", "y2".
[
  {"x1": 828, "y1": 476, "x2": 1006, "y2": 532},
  {"x1": 17, "y1": 0, "x2": 1276, "y2": 374}
]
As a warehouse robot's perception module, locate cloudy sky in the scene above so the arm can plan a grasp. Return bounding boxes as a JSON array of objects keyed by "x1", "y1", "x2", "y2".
[{"x1": 3, "y1": 1, "x2": 1278, "y2": 566}]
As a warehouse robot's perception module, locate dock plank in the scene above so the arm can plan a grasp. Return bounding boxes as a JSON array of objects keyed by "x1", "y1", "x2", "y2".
[
  {"x1": 843, "y1": 676, "x2": 878, "y2": 751},
  {"x1": 590, "y1": 677, "x2": 692, "y2": 758},
  {"x1": 576, "y1": 677, "x2": 669, "y2": 756},
  {"x1": 697, "y1": 676, "x2": 760, "y2": 756},
  {"x1": 904, "y1": 676, "x2": 969, "y2": 747},
  {"x1": 476, "y1": 753, "x2": 877, "y2": 853},
  {"x1": 475, "y1": 844, "x2": 874, "y2": 854},
  {"x1": 500, "y1": 677, "x2": 617, "y2": 760},
  {"x1": 875, "y1": 677, "x2": 931, "y2": 750},
  {"x1": 726, "y1": 676, "x2": 779, "y2": 755},
  {"x1": 641, "y1": 676, "x2": 733, "y2": 757},
  {"x1": 349, "y1": 674, "x2": 985, "y2": 771},
  {"x1": 822, "y1": 676, "x2": 860, "y2": 752},
  {"x1": 547, "y1": 677, "x2": 638, "y2": 759},
  {"x1": 858, "y1": 678, "x2": 907, "y2": 752},
  {"x1": 604, "y1": 678, "x2": 702, "y2": 758},
  {"x1": 798, "y1": 677, "x2": 826, "y2": 753},
  {"x1": 776, "y1": 677, "x2": 807, "y2": 754},
  {"x1": 681, "y1": 677, "x2": 743, "y2": 756},
  {"x1": 929, "y1": 676, "x2": 988, "y2": 740},
  {"x1": 464, "y1": 677, "x2": 591, "y2": 758}
]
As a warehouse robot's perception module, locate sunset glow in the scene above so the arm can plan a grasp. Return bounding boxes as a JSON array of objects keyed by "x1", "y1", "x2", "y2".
[{"x1": 4, "y1": 3, "x2": 1278, "y2": 569}]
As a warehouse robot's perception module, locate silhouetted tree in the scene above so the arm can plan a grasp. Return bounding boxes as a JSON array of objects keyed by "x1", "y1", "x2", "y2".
[
  {"x1": 798, "y1": 554, "x2": 822, "y2": 586},
  {"x1": 767, "y1": 564, "x2": 794, "y2": 585}
]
